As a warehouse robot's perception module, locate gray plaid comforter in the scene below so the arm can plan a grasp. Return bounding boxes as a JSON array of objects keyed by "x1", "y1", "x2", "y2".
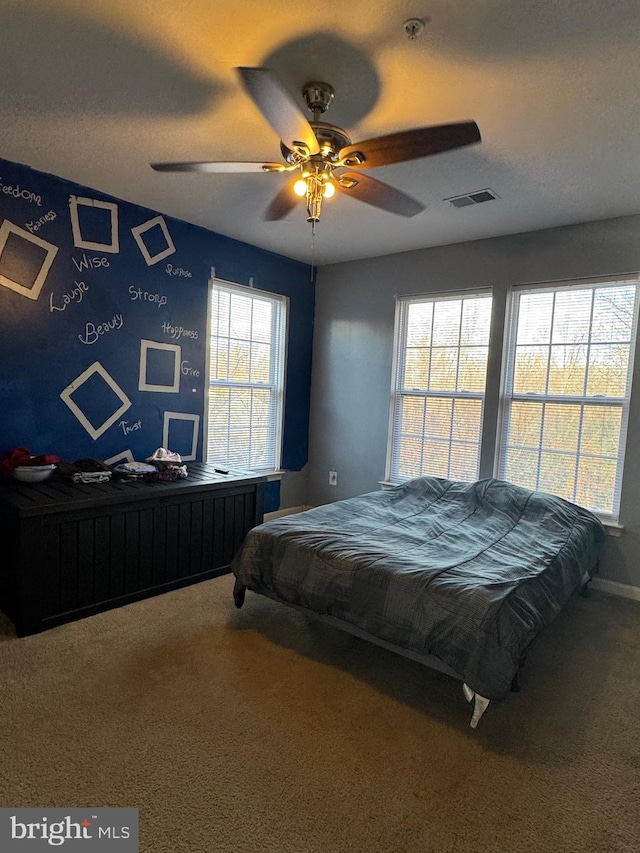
[{"x1": 231, "y1": 477, "x2": 605, "y2": 700}]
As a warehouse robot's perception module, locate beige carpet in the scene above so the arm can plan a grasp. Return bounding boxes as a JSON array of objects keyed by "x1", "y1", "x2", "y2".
[{"x1": 1, "y1": 576, "x2": 639, "y2": 853}]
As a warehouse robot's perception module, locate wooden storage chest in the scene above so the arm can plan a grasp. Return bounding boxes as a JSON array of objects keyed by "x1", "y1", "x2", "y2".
[{"x1": 0, "y1": 463, "x2": 265, "y2": 636}]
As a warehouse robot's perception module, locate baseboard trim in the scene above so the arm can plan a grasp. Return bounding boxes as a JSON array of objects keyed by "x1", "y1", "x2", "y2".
[
  {"x1": 264, "y1": 505, "x2": 307, "y2": 521},
  {"x1": 590, "y1": 578, "x2": 640, "y2": 601}
]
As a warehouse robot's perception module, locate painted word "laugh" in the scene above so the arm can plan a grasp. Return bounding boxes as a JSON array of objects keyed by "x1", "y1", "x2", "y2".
[{"x1": 50, "y1": 281, "x2": 88, "y2": 312}]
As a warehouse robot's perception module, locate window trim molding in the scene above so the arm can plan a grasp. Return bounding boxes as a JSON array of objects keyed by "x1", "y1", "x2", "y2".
[
  {"x1": 385, "y1": 274, "x2": 640, "y2": 524},
  {"x1": 494, "y1": 272, "x2": 640, "y2": 523},
  {"x1": 205, "y1": 275, "x2": 289, "y2": 474},
  {"x1": 385, "y1": 287, "x2": 493, "y2": 484}
]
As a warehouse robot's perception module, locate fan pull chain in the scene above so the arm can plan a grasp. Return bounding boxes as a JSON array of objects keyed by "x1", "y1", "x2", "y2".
[{"x1": 310, "y1": 221, "x2": 316, "y2": 282}]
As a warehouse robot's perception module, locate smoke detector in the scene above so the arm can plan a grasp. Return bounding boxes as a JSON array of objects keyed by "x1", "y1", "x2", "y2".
[{"x1": 403, "y1": 18, "x2": 426, "y2": 40}]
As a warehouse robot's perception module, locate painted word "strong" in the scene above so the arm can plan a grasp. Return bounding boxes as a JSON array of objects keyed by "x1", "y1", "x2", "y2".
[{"x1": 129, "y1": 285, "x2": 167, "y2": 307}]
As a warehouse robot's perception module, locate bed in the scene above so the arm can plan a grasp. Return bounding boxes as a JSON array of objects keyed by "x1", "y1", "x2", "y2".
[{"x1": 231, "y1": 476, "x2": 605, "y2": 726}]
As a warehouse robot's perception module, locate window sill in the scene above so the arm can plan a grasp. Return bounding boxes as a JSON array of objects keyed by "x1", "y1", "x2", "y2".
[
  {"x1": 207, "y1": 467, "x2": 284, "y2": 481},
  {"x1": 265, "y1": 469, "x2": 285, "y2": 481},
  {"x1": 239, "y1": 469, "x2": 285, "y2": 480},
  {"x1": 600, "y1": 519, "x2": 623, "y2": 537},
  {"x1": 380, "y1": 481, "x2": 623, "y2": 536}
]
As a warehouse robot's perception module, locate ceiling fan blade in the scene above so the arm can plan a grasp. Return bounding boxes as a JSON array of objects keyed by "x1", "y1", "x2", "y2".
[
  {"x1": 237, "y1": 67, "x2": 319, "y2": 156},
  {"x1": 338, "y1": 121, "x2": 481, "y2": 169},
  {"x1": 335, "y1": 172, "x2": 425, "y2": 217},
  {"x1": 151, "y1": 160, "x2": 285, "y2": 173},
  {"x1": 264, "y1": 185, "x2": 300, "y2": 221}
]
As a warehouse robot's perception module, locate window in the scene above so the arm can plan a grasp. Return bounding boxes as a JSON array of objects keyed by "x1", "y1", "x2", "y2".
[
  {"x1": 206, "y1": 279, "x2": 287, "y2": 472},
  {"x1": 497, "y1": 276, "x2": 638, "y2": 519},
  {"x1": 387, "y1": 291, "x2": 493, "y2": 483}
]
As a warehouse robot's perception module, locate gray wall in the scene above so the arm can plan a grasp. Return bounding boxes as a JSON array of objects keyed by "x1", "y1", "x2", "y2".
[
  {"x1": 306, "y1": 214, "x2": 640, "y2": 588},
  {"x1": 280, "y1": 467, "x2": 309, "y2": 509}
]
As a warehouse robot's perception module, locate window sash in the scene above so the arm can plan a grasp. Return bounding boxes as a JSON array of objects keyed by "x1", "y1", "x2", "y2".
[
  {"x1": 497, "y1": 276, "x2": 639, "y2": 519},
  {"x1": 387, "y1": 291, "x2": 492, "y2": 483},
  {"x1": 206, "y1": 279, "x2": 287, "y2": 472}
]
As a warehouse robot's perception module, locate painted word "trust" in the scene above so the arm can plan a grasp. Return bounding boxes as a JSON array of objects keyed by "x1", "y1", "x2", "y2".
[{"x1": 78, "y1": 313, "x2": 124, "y2": 345}]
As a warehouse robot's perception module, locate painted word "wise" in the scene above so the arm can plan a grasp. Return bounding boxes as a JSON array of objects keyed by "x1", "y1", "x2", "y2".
[{"x1": 73, "y1": 253, "x2": 110, "y2": 272}]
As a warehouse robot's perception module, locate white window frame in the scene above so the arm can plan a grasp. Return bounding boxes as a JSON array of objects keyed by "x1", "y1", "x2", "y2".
[
  {"x1": 205, "y1": 276, "x2": 288, "y2": 473},
  {"x1": 386, "y1": 289, "x2": 493, "y2": 484},
  {"x1": 495, "y1": 274, "x2": 639, "y2": 522}
]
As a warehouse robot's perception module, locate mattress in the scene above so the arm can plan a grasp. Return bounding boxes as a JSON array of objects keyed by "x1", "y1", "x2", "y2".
[{"x1": 231, "y1": 477, "x2": 605, "y2": 700}]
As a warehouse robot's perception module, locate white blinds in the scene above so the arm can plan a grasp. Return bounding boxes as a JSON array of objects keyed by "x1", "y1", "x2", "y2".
[
  {"x1": 497, "y1": 276, "x2": 639, "y2": 518},
  {"x1": 207, "y1": 280, "x2": 287, "y2": 471},
  {"x1": 388, "y1": 292, "x2": 492, "y2": 482}
]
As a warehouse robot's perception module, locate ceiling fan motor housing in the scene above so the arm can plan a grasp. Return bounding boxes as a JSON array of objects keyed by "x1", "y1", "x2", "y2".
[
  {"x1": 281, "y1": 121, "x2": 351, "y2": 164},
  {"x1": 303, "y1": 82, "x2": 335, "y2": 115}
]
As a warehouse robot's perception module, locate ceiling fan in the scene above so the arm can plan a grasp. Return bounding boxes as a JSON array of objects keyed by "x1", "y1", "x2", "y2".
[{"x1": 151, "y1": 67, "x2": 481, "y2": 224}]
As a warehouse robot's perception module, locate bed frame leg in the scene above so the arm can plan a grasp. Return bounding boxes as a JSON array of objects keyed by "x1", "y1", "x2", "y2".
[
  {"x1": 233, "y1": 580, "x2": 246, "y2": 608},
  {"x1": 580, "y1": 563, "x2": 597, "y2": 598},
  {"x1": 462, "y1": 684, "x2": 490, "y2": 728}
]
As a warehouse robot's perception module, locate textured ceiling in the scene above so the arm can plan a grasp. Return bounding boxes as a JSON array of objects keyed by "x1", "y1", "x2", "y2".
[{"x1": 2, "y1": 0, "x2": 640, "y2": 265}]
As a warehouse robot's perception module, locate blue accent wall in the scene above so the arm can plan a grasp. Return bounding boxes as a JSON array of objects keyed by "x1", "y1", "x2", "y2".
[{"x1": 0, "y1": 158, "x2": 314, "y2": 512}]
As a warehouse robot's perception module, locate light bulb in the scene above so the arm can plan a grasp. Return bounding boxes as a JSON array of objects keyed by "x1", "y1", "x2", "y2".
[
  {"x1": 293, "y1": 179, "x2": 307, "y2": 197},
  {"x1": 323, "y1": 181, "x2": 335, "y2": 198}
]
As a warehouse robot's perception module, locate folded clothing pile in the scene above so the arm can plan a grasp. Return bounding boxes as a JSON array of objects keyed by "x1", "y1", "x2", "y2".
[
  {"x1": 57, "y1": 458, "x2": 113, "y2": 484},
  {"x1": 145, "y1": 448, "x2": 188, "y2": 481},
  {"x1": 72, "y1": 471, "x2": 111, "y2": 484},
  {"x1": 112, "y1": 461, "x2": 158, "y2": 480}
]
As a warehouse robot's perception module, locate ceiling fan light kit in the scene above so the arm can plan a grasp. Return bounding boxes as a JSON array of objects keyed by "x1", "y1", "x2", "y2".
[{"x1": 151, "y1": 66, "x2": 481, "y2": 227}]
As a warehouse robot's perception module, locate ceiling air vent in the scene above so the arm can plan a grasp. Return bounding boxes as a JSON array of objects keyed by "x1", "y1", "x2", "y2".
[{"x1": 446, "y1": 189, "x2": 499, "y2": 208}]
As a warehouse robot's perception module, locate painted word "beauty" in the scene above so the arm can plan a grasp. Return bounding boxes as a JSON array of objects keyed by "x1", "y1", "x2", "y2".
[
  {"x1": 129, "y1": 285, "x2": 167, "y2": 307},
  {"x1": 78, "y1": 314, "x2": 124, "y2": 345},
  {"x1": 50, "y1": 280, "x2": 88, "y2": 312}
]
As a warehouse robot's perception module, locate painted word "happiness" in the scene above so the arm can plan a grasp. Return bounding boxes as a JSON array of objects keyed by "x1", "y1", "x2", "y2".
[{"x1": 162, "y1": 322, "x2": 198, "y2": 340}]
